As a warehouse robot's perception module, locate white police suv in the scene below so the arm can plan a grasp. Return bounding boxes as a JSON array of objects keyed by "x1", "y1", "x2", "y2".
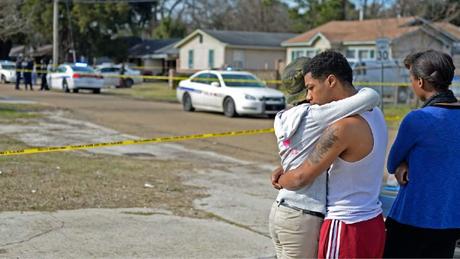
[
  {"x1": 176, "y1": 70, "x2": 286, "y2": 117},
  {"x1": 48, "y1": 63, "x2": 104, "y2": 94},
  {"x1": 0, "y1": 60, "x2": 16, "y2": 84}
]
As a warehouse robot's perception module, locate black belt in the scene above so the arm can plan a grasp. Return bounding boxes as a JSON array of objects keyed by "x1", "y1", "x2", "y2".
[{"x1": 277, "y1": 200, "x2": 325, "y2": 218}]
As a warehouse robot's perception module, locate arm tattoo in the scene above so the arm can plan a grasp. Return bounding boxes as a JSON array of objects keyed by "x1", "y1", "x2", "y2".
[{"x1": 307, "y1": 126, "x2": 339, "y2": 164}]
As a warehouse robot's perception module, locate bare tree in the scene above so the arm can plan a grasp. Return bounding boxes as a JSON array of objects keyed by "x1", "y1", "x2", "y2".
[
  {"x1": 0, "y1": 0, "x2": 34, "y2": 59},
  {"x1": 177, "y1": 0, "x2": 293, "y2": 32},
  {"x1": 390, "y1": 0, "x2": 459, "y2": 24},
  {"x1": 177, "y1": 0, "x2": 234, "y2": 30},
  {"x1": 0, "y1": 0, "x2": 28, "y2": 41},
  {"x1": 225, "y1": 0, "x2": 293, "y2": 32}
]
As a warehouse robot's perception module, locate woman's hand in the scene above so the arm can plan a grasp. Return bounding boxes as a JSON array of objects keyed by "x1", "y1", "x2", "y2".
[{"x1": 395, "y1": 162, "x2": 409, "y2": 185}]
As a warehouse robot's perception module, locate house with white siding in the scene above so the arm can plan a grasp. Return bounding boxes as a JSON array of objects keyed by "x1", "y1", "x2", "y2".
[
  {"x1": 174, "y1": 29, "x2": 297, "y2": 73},
  {"x1": 282, "y1": 17, "x2": 460, "y2": 74}
]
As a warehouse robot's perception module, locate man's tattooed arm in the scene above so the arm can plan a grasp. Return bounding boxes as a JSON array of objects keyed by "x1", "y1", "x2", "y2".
[
  {"x1": 278, "y1": 123, "x2": 347, "y2": 190},
  {"x1": 308, "y1": 126, "x2": 339, "y2": 165}
]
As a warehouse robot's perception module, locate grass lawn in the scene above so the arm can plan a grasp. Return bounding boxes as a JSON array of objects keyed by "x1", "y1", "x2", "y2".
[
  {"x1": 0, "y1": 103, "x2": 49, "y2": 121},
  {"x1": 0, "y1": 104, "x2": 206, "y2": 216},
  {"x1": 0, "y1": 137, "x2": 206, "y2": 216},
  {"x1": 383, "y1": 103, "x2": 415, "y2": 129},
  {"x1": 105, "y1": 81, "x2": 178, "y2": 103}
]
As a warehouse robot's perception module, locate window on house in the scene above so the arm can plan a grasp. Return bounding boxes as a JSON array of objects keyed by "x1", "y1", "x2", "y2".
[
  {"x1": 188, "y1": 50, "x2": 194, "y2": 69},
  {"x1": 291, "y1": 50, "x2": 305, "y2": 61},
  {"x1": 306, "y1": 50, "x2": 316, "y2": 58},
  {"x1": 208, "y1": 49, "x2": 215, "y2": 68},
  {"x1": 358, "y1": 50, "x2": 370, "y2": 60},
  {"x1": 346, "y1": 49, "x2": 356, "y2": 59},
  {"x1": 233, "y1": 50, "x2": 245, "y2": 69}
]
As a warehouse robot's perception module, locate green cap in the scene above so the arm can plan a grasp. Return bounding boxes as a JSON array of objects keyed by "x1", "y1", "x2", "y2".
[{"x1": 281, "y1": 57, "x2": 311, "y2": 104}]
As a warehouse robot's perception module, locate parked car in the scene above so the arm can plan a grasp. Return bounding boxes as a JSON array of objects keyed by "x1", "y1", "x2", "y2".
[
  {"x1": 176, "y1": 70, "x2": 286, "y2": 117},
  {"x1": 350, "y1": 59, "x2": 411, "y2": 103},
  {"x1": 47, "y1": 63, "x2": 104, "y2": 94},
  {"x1": 452, "y1": 75, "x2": 460, "y2": 98},
  {"x1": 0, "y1": 60, "x2": 16, "y2": 84},
  {"x1": 379, "y1": 184, "x2": 398, "y2": 217},
  {"x1": 95, "y1": 64, "x2": 142, "y2": 88}
]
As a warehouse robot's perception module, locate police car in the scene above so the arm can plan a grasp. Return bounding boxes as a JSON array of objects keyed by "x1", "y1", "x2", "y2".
[
  {"x1": 95, "y1": 63, "x2": 142, "y2": 88},
  {"x1": 452, "y1": 75, "x2": 460, "y2": 98},
  {"x1": 176, "y1": 70, "x2": 286, "y2": 117},
  {"x1": 48, "y1": 63, "x2": 104, "y2": 94},
  {"x1": 0, "y1": 60, "x2": 16, "y2": 84}
]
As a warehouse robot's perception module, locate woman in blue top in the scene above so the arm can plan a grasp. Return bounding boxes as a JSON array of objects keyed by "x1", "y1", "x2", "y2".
[{"x1": 384, "y1": 50, "x2": 460, "y2": 258}]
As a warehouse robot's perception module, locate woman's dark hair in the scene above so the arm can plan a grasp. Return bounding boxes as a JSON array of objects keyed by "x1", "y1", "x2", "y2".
[
  {"x1": 302, "y1": 50, "x2": 353, "y2": 86},
  {"x1": 404, "y1": 50, "x2": 455, "y2": 91}
]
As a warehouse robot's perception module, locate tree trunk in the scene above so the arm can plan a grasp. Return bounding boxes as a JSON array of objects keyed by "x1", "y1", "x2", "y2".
[
  {"x1": 0, "y1": 40, "x2": 12, "y2": 60},
  {"x1": 342, "y1": 0, "x2": 347, "y2": 20}
]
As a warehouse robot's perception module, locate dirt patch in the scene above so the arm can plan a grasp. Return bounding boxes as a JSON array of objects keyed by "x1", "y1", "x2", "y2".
[
  {"x1": 0, "y1": 103, "x2": 53, "y2": 122},
  {"x1": 0, "y1": 137, "x2": 208, "y2": 217}
]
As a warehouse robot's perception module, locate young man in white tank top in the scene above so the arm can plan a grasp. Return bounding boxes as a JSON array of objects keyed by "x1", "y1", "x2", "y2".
[
  {"x1": 270, "y1": 57, "x2": 380, "y2": 259},
  {"x1": 276, "y1": 51, "x2": 388, "y2": 258}
]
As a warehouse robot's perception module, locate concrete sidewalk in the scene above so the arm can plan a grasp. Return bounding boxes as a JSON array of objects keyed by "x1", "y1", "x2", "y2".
[{"x1": 0, "y1": 208, "x2": 274, "y2": 258}]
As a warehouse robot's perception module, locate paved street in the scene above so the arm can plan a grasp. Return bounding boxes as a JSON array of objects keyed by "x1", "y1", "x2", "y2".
[{"x1": 0, "y1": 84, "x2": 280, "y2": 165}]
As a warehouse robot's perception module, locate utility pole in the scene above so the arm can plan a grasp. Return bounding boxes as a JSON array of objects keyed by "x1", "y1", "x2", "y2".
[{"x1": 53, "y1": 0, "x2": 59, "y2": 67}]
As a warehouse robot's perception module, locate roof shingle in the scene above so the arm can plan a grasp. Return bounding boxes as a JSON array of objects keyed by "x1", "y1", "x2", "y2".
[
  {"x1": 434, "y1": 22, "x2": 460, "y2": 40},
  {"x1": 284, "y1": 17, "x2": 420, "y2": 45},
  {"x1": 129, "y1": 39, "x2": 180, "y2": 57},
  {"x1": 202, "y1": 30, "x2": 297, "y2": 48}
]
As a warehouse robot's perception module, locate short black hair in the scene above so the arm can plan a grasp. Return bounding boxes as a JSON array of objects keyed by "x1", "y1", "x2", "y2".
[
  {"x1": 303, "y1": 50, "x2": 353, "y2": 85},
  {"x1": 404, "y1": 49, "x2": 455, "y2": 91}
]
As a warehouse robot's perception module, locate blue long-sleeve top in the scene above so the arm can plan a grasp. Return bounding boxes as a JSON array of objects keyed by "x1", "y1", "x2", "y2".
[{"x1": 387, "y1": 106, "x2": 460, "y2": 229}]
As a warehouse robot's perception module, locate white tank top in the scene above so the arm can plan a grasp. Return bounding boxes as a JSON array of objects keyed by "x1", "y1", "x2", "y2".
[{"x1": 325, "y1": 108, "x2": 388, "y2": 224}]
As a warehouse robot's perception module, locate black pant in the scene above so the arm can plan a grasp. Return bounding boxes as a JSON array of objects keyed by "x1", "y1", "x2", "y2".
[
  {"x1": 15, "y1": 72, "x2": 21, "y2": 89},
  {"x1": 24, "y1": 73, "x2": 32, "y2": 90},
  {"x1": 384, "y1": 217, "x2": 460, "y2": 258},
  {"x1": 40, "y1": 73, "x2": 48, "y2": 90}
]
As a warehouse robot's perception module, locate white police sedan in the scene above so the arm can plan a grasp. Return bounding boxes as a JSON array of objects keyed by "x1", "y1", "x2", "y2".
[
  {"x1": 48, "y1": 63, "x2": 104, "y2": 94},
  {"x1": 176, "y1": 70, "x2": 286, "y2": 117},
  {"x1": 0, "y1": 60, "x2": 16, "y2": 84},
  {"x1": 95, "y1": 64, "x2": 142, "y2": 88}
]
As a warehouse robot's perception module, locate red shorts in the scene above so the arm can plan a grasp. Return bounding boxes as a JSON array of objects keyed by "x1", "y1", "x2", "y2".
[{"x1": 318, "y1": 214, "x2": 385, "y2": 259}]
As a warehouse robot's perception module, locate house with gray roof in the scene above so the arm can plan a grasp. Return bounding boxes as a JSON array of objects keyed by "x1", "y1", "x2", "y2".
[
  {"x1": 128, "y1": 38, "x2": 180, "y2": 75},
  {"x1": 174, "y1": 29, "x2": 297, "y2": 72}
]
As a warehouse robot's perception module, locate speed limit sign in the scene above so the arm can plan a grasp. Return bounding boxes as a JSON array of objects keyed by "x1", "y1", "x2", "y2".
[{"x1": 376, "y1": 38, "x2": 390, "y2": 61}]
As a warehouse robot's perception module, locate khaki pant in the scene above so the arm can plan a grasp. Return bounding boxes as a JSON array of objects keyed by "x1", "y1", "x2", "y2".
[{"x1": 269, "y1": 201, "x2": 323, "y2": 259}]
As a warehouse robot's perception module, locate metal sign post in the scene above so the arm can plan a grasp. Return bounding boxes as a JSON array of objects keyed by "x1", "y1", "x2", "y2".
[
  {"x1": 376, "y1": 38, "x2": 390, "y2": 112},
  {"x1": 53, "y1": 0, "x2": 59, "y2": 67}
]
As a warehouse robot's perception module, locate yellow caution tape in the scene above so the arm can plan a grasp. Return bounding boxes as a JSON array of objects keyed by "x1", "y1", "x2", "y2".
[
  {"x1": 12, "y1": 68, "x2": 460, "y2": 87},
  {"x1": 0, "y1": 112, "x2": 405, "y2": 157},
  {"x1": 384, "y1": 115, "x2": 403, "y2": 121},
  {"x1": 0, "y1": 128, "x2": 275, "y2": 156}
]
